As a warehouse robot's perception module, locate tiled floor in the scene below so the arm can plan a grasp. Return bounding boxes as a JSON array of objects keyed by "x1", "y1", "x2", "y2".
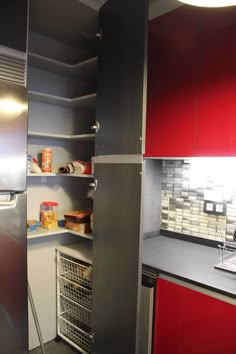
[{"x1": 30, "y1": 339, "x2": 79, "y2": 354}]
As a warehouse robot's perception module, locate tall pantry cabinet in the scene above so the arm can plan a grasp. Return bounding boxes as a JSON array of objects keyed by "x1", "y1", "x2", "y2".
[
  {"x1": 1, "y1": 1, "x2": 149, "y2": 354},
  {"x1": 93, "y1": 0, "x2": 148, "y2": 353}
]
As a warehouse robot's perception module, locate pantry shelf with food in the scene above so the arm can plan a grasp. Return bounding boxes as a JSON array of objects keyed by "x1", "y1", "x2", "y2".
[
  {"x1": 27, "y1": 227, "x2": 93, "y2": 240},
  {"x1": 27, "y1": 173, "x2": 94, "y2": 178},
  {"x1": 27, "y1": 14, "x2": 97, "y2": 350}
]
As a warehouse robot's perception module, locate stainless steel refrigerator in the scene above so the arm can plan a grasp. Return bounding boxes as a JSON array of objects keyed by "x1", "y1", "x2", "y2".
[{"x1": 0, "y1": 80, "x2": 28, "y2": 354}]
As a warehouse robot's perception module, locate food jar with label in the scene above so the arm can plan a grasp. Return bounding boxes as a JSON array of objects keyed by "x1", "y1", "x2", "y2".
[
  {"x1": 42, "y1": 148, "x2": 52, "y2": 172},
  {"x1": 40, "y1": 201, "x2": 58, "y2": 229}
]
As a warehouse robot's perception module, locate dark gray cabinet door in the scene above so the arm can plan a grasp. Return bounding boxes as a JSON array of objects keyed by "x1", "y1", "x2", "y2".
[
  {"x1": 95, "y1": 0, "x2": 148, "y2": 156},
  {"x1": 0, "y1": 1, "x2": 28, "y2": 52},
  {"x1": 92, "y1": 161, "x2": 144, "y2": 354}
]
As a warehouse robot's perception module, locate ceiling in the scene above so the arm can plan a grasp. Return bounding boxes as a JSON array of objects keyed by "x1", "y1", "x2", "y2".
[
  {"x1": 29, "y1": 0, "x2": 182, "y2": 49},
  {"x1": 77, "y1": 0, "x2": 106, "y2": 10},
  {"x1": 149, "y1": 0, "x2": 182, "y2": 19},
  {"x1": 77, "y1": 0, "x2": 182, "y2": 18}
]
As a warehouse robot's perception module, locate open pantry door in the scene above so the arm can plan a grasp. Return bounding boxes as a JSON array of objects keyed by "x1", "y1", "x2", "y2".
[
  {"x1": 95, "y1": 0, "x2": 148, "y2": 156},
  {"x1": 92, "y1": 158, "x2": 145, "y2": 354}
]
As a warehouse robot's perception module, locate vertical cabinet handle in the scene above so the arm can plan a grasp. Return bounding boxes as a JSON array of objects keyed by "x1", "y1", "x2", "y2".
[
  {"x1": 96, "y1": 29, "x2": 103, "y2": 40},
  {"x1": 89, "y1": 179, "x2": 98, "y2": 192},
  {"x1": 91, "y1": 121, "x2": 100, "y2": 134}
]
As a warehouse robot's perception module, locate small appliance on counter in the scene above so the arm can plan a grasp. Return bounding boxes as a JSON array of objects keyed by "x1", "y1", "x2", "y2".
[{"x1": 215, "y1": 224, "x2": 236, "y2": 274}]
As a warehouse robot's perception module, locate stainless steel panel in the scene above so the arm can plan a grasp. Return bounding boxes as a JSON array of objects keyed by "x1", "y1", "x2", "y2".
[
  {"x1": 0, "y1": 193, "x2": 28, "y2": 354},
  {"x1": 95, "y1": 0, "x2": 148, "y2": 156},
  {"x1": 0, "y1": 52, "x2": 26, "y2": 86},
  {"x1": 92, "y1": 163, "x2": 144, "y2": 354},
  {"x1": 143, "y1": 160, "x2": 162, "y2": 235},
  {"x1": 0, "y1": 81, "x2": 28, "y2": 191},
  {"x1": 139, "y1": 285, "x2": 154, "y2": 354}
]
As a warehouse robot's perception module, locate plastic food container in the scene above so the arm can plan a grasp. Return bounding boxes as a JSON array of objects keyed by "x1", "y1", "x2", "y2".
[
  {"x1": 42, "y1": 148, "x2": 52, "y2": 172},
  {"x1": 40, "y1": 201, "x2": 58, "y2": 229}
]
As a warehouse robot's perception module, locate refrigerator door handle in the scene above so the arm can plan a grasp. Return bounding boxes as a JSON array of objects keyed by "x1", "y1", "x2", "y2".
[{"x1": 0, "y1": 194, "x2": 17, "y2": 207}]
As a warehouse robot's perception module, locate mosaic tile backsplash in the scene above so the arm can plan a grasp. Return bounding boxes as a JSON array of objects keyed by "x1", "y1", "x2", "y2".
[{"x1": 160, "y1": 159, "x2": 236, "y2": 241}]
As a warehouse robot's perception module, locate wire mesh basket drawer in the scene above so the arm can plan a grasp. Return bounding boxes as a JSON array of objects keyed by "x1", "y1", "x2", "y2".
[
  {"x1": 60, "y1": 295, "x2": 92, "y2": 329},
  {"x1": 59, "y1": 313, "x2": 92, "y2": 353},
  {"x1": 58, "y1": 253, "x2": 92, "y2": 289},
  {"x1": 59, "y1": 276, "x2": 92, "y2": 310}
]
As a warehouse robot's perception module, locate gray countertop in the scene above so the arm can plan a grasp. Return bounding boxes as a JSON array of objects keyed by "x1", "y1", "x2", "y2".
[{"x1": 143, "y1": 235, "x2": 236, "y2": 298}]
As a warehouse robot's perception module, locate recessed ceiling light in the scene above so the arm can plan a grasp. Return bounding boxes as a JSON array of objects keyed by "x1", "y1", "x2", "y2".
[{"x1": 178, "y1": 0, "x2": 236, "y2": 7}]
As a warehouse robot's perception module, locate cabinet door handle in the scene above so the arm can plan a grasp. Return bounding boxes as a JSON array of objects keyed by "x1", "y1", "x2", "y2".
[
  {"x1": 96, "y1": 29, "x2": 102, "y2": 40},
  {"x1": 89, "y1": 179, "x2": 98, "y2": 191},
  {"x1": 89, "y1": 332, "x2": 95, "y2": 344},
  {"x1": 91, "y1": 121, "x2": 100, "y2": 134}
]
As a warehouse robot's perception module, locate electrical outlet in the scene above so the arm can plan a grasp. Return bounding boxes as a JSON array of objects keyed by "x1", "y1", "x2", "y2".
[
  {"x1": 203, "y1": 200, "x2": 226, "y2": 216},
  {"x1": 206, "y1": 201, "x2": 214, "y2": 212}
]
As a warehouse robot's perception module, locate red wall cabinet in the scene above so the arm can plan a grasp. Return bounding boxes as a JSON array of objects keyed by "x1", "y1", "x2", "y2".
[
  {"x1": 153, "y1": 277, "x2": 236, "y2": 354},
  {"x1": 145, "y1": 10, "x2": 197, "y2": 157},
  {"x1": 146, "y1": 7, "x2": 236, "y2": 158},
  {"x1": 196, "y1": 12, "x2": 236, "y2": 156}
]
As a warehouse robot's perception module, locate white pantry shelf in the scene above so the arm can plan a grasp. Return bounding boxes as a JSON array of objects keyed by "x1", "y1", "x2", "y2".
[
  {"x1": 28, "y1": 52, "x2": 97, "y2": 80},
  {"x1": 27, "y1": 173, "x2": 94, "y2": 178},
  {"x1": 29, "y1": 90, "x2": 96, "y2": 109},
  {"x1": 27, "y1": 172, "x2": 56, "y2": 176},
  {"x1": 27, "y1": 227, "x2": 93, "y2": 240},
  {"x1": 28, "y1": 131, "x2": 95, "y2": 141}
]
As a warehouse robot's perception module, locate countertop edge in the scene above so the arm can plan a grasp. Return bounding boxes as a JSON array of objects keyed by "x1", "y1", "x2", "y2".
[{"x1": 143, "y1": 263, "x2": 236, "y2": 300}]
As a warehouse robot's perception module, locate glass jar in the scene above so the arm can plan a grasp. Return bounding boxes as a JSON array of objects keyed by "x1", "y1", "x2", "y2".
[{"x1": 40, "y1": 201, "x2": 58, "y2": 229}]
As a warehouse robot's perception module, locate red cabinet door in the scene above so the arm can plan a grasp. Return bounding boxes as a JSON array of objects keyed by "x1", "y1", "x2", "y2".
[
  {"x1": 197, "y1": 11, "x2": 236, "y2": 156},
  {"x1": 153, "y1": 277, "x2": 236, "y2": 354},
  {"x1": 145, "y1": 11, "x2": 197, "y2": 157}
]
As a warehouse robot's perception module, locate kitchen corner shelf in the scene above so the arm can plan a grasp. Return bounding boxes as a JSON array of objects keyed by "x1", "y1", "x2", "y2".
[
  {"x1": 27, "y1": 227, "x2": 93, "y2": 240},
  {"x1": 27, "y1": 173, "x2": 94, "y2": 178},
  {"x1": 28, "y1": 52, "x2": 98, "y2": 80},
  {"x1": 28, "y1": 131, "x2": 95, "y2": 141},
  {"x1": 29, "y1": 90, "x2": 96, "y2": 109}
]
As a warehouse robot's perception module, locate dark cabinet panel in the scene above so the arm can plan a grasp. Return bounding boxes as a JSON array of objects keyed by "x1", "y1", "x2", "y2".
[
  {"x1": 0, "y1": 1, "x2": 28, "y2": 52},
  {"x1": 92, "y1": 162, "x2": 143, "y2": 354},
  {"x1": 145, "y1": 9, "x2": 197, "y2": 157},
  {"x1": 154, "y1": 278, "x2": 236, "y2": 354},
  {"x1": 95, "y1": 0, "x2": 148, "y2": 156}
]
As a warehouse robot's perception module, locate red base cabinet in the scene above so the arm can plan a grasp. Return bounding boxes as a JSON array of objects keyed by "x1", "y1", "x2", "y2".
[{"x1": 153, "y1": 277, "x2": 236, "y2": 354}]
